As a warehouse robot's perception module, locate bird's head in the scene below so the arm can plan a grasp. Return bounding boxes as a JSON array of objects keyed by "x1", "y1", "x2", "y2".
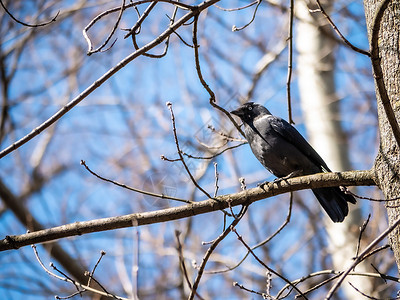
[{"x1": 230, "y1": 102, "x2": 271, "y2": 123}]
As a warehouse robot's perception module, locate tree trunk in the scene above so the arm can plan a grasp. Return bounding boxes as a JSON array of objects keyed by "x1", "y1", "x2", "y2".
[
  {"x1": 296, "y1": 0, "x2": 376, "y2": 297},
  {"x1": 364, "y1": 0, "x2": 400, "y2": 273}
]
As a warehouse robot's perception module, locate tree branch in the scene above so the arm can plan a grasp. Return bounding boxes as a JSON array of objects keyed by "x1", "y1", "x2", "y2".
[
  {"x1": 0, "y1": 170, "x2": 376, "y2": 251},
  {"x1": 0, "y1": 0, "x2": 220, "y2": 160},
  {"x1": 325, "y1": 214, "x2": 400, "y2": 299}
]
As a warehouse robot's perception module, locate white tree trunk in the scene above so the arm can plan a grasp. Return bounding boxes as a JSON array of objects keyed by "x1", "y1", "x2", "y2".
[{"x1": 295, "y1": 0, "x2": 375, "y2": 298}]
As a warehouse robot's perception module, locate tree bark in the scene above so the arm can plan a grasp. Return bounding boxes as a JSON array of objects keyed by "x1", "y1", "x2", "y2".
[{"x1": 364, "y1": 0, "x2": 400, "y2": 273}]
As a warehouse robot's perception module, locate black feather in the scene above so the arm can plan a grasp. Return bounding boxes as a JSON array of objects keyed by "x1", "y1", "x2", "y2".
[{"x1": 231, "y1": 102, "x2": 356, "y2": 223}]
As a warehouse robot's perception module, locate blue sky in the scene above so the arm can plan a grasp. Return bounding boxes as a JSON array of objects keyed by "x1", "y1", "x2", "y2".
[{"x1": 0, "y1": 1, "x2": 394, "y2": 299}]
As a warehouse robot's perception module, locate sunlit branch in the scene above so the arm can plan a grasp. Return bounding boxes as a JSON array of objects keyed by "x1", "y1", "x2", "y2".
[
  {"x1": 192, "y1": 14, "x2": 246, "y2": 138},
  {"x1": 86, "y1": 0, "x2": 125, "y2": 55},
  {"x1": 175, "y1": 231, "x2": 205, "y2": 300},
  {"x1": 355, "y1": 214, "x2": 371, "y2": 258},
  {"x1": 231, "y1": 0, "x2": 262, "y2": 32},
  {"x1": 231, "y1": 226, "x2": 308, "y2": 299},
  {"x1": 325, "y1": 214, "x2": 400, "y2": 299},
  {"x1": 233, "y1": 281, "x2": 267, "y2": 298},
  {"x1": 188, "y1": 205, "x2": 248, "y2": 300},
  {"x1": 166, "y1": 102, "x2": 213, "y2": 199},
  {"x1": 0, "y1": 0, "x2": 220, "y2": 160},
  {"x1": 314, "y1": 0, "x2": 370, "y2": 56},
  {"x1": 32, "y1": 245, "x2": 128, "y2": 300},
  {"x1": 214, "y1": 1, "x2": 259, "y2": 12},
  {"x1": 0, "y1": 170, "x2": 375, "y2": 251},
  {"x1": 0, "y1": 0, "x2": 59, "y2": 28},
  {"x1": 286, "y1": 0, "x2": 294, "y2": 124},
  {"x1": 206, "y1": 192, "x2": 293, "y2": 275},
  {"x1": 80, "y1": 160, "x2": 191, "y2": 204}
]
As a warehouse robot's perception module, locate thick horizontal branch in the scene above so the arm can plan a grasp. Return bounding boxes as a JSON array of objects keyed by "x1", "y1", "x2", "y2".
[{"x1": 0, "y1": 170, "x2": 375, "y2": 251}]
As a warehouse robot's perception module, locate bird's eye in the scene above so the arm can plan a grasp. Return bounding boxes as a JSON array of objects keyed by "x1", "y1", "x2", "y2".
[{"x1": 248, "y1": 106, "x2": 252, "y2": 111}]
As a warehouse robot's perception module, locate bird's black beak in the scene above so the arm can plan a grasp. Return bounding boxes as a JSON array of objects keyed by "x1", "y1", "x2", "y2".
[{"x1": 230, "y1": 107, "x2": 243, "y2": 117}]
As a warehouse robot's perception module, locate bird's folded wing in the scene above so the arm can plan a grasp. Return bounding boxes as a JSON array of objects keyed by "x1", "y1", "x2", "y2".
[{"x1": 269, "y1": 116, "x2": 332, "y2": 172}]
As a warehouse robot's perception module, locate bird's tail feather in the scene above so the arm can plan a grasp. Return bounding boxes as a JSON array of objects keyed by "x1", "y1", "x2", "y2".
[{"x1": 312, "y1": 187, "x2": 356, "y2": 223}]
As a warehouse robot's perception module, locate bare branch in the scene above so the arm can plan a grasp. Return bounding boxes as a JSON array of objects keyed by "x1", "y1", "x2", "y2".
[
  {"x1": 166, "y1": 102, "x2": 212, "y2": 199},
  {"x1": 188, "y1": 205, "x2": 248, "y2": 300},
  {"x1": 231, "y1": 0, "x2": 262, "y2": 32},
  {"x1": 355, "y1": 214, "x2": 371, "y2": 259},
  {"x1": 232, "y1": 281, "x2": 267, "y2": 298},
  {"x1": 325, "y1": 214, "x2": 400, "y2": 299},
  {"x1": 215, "y1": 1, "x2": 259, "y2": 12},
  {"x1": 0, "y1": 0, "x2": 220, "y2": 159},
  {"x1": 313, "y1": 0, "x2": 370, "y2": 56},
  {"x1": 80, "y1": 160, "x2": 191, "y2": 204},
  {"x1": 192, "y1": 13, "x2": 246, "y2": 137},
  {"x1": 207, "y1": 192, "x2": 293, "y2": 274},
  {"x1": 85, "y1": 0, "x2": 125, "y2": 55},
  {"x1": 286, "y1": 0, "x2": 295, "y2": 124},
  {"x1": 231, "y1": 226, "x2": 308, "y2": 299},
  {"x1": 0, "y1": 0, "x2": 59, "y2": 27},
  {"x1": 0, "y1": 170, "x2": 375, "y2": 251},
  {"x1": 32, "y1": 245, "x2": 128, "y2": 300}
]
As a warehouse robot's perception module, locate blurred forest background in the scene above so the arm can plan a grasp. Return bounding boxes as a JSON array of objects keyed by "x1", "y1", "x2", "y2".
[{"x1": 0, "y1": 0, "x2": 397, "y2": 299}]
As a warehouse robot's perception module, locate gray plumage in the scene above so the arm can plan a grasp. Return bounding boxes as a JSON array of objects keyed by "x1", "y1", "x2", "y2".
[{"x1": 231, "y1": 102, "x2": 356, "y2": 222}]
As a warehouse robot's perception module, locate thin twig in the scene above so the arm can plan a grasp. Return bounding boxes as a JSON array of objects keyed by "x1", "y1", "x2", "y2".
[
  {"x1": 206, "y1": 192, "x2": 293, "y2": 274},
  {"x1": 213, "y1": 162, "x2": 219, "y2": 197},
  {"x1": 231, "y1": 226, "x2": 308, "y2": 299},
  {"x1": 208, "y1": 125, "x2": 245, "y2": 142},
  {"x1": 233, "y1": 281, "x2": 267, "y2": 298},
  {"x1": 296, "y1": 273, "x2": 340, "y2": 298},
  {"x1": 0, "y1": 0, "x2": 219, "y2": 160},
  {"x1": 32, "y1": 245, "x2": 66, "y2": 281},
  {"x1": 86, "y1": 250, "x2": 106, "y2": 288},
  {"x1": 175, "y1": 231, "x2": 205, "y2": 300},
  {"x1": 277, "y1": 266, "x2": 399, "y2": 299},
  {"x1": 0, "y1": 0, "x2": 59, "y2": 27},
  {"x1": 80, "y1": 160, "x2": 191, "y2": 204},
  {"x1": 361, "y1": 244, "x2": 390, "y2": 261},
  {"x1": 345, "y1": 189, "x2": 400, "y2": 202},
  {"x1": 325, "y1": 215, "x2": 400, "y2": 300},
  {"x1": 314, "y1": 0, "x2": 370, "y2": 56},
  {"x1": 370, "y1": 263, "x2": 387, "y2": 284},
  {"x1": 32, "y1": 245, "x2": 128, "y2": 299},
  {"x1": 51, "y1": 263, "x2": 81, "y2": 293},
  {"x1": 286, "y1": 0, "x2": 295, "y2": 124},
  {"x1": 188, "y1": 205, "x2": 249, "y2": 300},
  {"x1": 215, "y1": 1, "x2": 259, "y2": 12},
  {"x1": 191, "y1": 13, "x2": 246, "y2": 137},
  {"x1": 180, "y1": 142, "x2": 247, "y2": 160},
  {"x1": 124, "y1": 1, "x2": 157, "y2": 39},
  {"x1": 354, "y1": 214, "x2": 371, "y2": 259},
  {"x1": 231, "y1": 0, "x2": 262, "y2": 31},
  {"x1": 348, "y1": 282, "x2": 400, "y2": 300},
  {"x1": 166, "y1": 102, "x2": 212, "y2": 199},
  {"x1": 87, "y1": 0, "x2": 125, "y2": 55}
]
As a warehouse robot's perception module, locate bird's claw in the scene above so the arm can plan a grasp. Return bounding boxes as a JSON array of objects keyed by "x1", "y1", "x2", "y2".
[
  {"x1": 257, "y1": 181, "x2": 269, "y2": 188},
  {"x1": 273, "y1": 170, "x2": 303, "y2": 185}
]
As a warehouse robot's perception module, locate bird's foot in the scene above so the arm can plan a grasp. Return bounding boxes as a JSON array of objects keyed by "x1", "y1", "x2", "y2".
[
  {"x1": 273, "y1": 170, "x2": 303, "y2": 185},
  {"x1": 257, "y1": 181, "x2": 270, "y2": 188}
]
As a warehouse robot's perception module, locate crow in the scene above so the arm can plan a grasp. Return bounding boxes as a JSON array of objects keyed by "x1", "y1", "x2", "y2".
[{"x1": 231, "y1": 102, "x2": 356, "y2": 222}]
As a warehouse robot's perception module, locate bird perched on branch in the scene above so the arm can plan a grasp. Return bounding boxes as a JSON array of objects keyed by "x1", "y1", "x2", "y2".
[{"x1": 230, "y1": 102, "x2": 356, "y2": 222}]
